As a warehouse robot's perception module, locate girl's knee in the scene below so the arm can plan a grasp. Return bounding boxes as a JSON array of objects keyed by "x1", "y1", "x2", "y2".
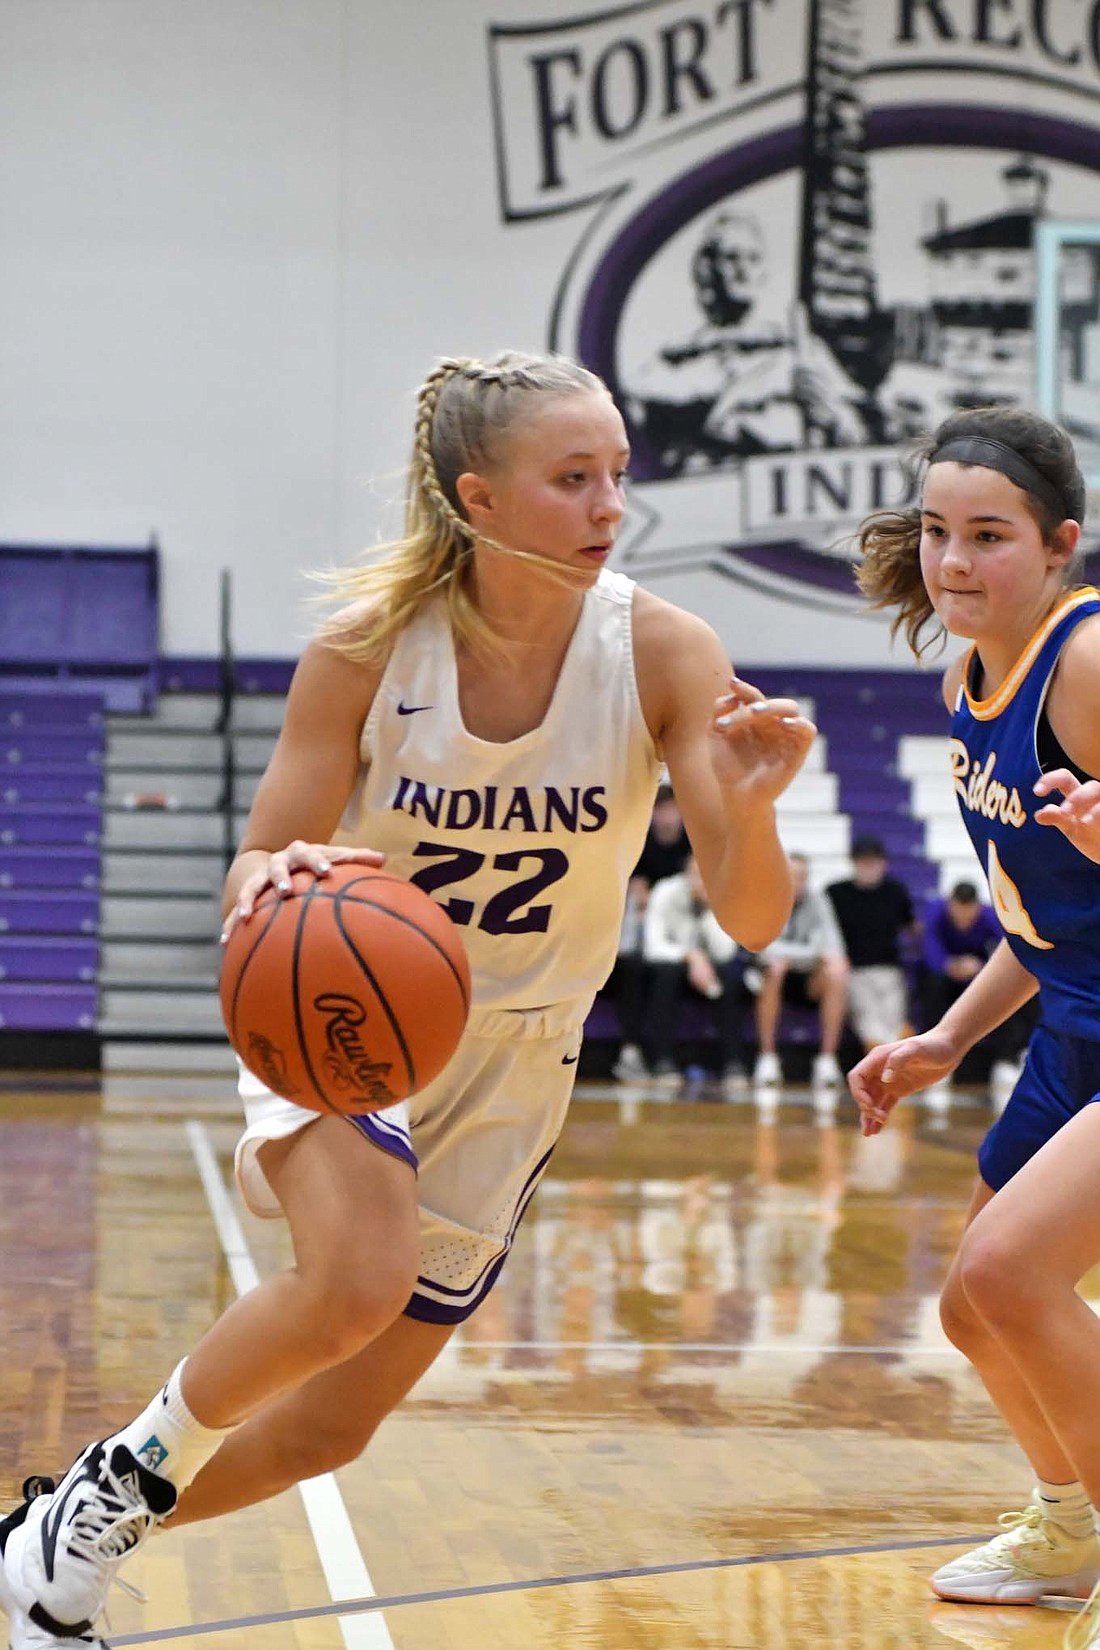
[
  {"x1": 955, "y1": 1230, "x2": 1040, "y2": 1332},
  {"x1": 939, "y1": 1267, "x2": 984, "y2": 1349},
  {"x1": 303, "y1": 1259, "x2": 418, "y2": 1363}
]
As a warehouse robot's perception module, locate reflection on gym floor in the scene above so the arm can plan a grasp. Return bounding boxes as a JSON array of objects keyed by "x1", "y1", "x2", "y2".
[{"x1": 0, "y1": 1073, "x2": 1081, "y2": 1648}]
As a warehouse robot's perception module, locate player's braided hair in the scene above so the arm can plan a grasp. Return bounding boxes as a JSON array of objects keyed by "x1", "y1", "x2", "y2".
[
  {"x1": 856, "y1": 405, "x2": 1086, "y2": 659},
  {"x1": 318, "y1": 349, "x2": 611, "y2": 663}
]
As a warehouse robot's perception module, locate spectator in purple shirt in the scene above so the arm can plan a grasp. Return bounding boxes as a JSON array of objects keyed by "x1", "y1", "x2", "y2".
[{"x1": 921, "y1": 880, "x2": 1039, "y2": 1107}]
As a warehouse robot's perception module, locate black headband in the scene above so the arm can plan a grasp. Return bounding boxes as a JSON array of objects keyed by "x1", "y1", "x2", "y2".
[{"x1": 929, "y1": 436, "x2": 1071, "y2": 522}]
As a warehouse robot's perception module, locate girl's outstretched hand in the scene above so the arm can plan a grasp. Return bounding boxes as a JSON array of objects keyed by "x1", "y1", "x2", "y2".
[
  {"x1": 710, "y1": 675, "x2": 817, "y2": 806},
  {"x1": 221, "y1": 842, "x2": 386, "y2": 943},
  {"x1": 1034, "y1": 769, "x2": 1100, "y2": 864},
  {"x1": 848, "y1": 1029, "x2": 961, "y2": 1137}
]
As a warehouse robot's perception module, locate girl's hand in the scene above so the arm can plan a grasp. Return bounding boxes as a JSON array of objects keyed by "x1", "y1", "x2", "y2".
[
  {"x1": 848, "y1": 1029, "x2": 961, "y2": 1137},
  {"x1": 710, "y1": 675, "x2": 817, "y2": 807},
  {"x1": 221, "y1": 842, "x2": 386, "y2": 943},
  {"x1": 1034, "y1": 769, "x2": 1100, "y2": 864}
]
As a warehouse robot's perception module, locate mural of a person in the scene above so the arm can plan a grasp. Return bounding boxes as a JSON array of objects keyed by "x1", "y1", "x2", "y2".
[{"x1": 624, "y1": 210, "x2": 869, "y2": 477}]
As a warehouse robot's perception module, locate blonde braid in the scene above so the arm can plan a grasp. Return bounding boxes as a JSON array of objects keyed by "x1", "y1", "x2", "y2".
[{"x1": 413, "y1": 358, "x2": 477, "y2": 544}]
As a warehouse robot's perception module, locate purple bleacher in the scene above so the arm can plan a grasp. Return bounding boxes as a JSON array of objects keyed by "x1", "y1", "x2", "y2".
[
  {"x1": 0, "y1": 543, "x2": 159, "y2": 714},
  {"x1": 0, "y1": 848, "x2": 100, "y2": 890},
  {"x1": 749, "y1": 667, "x2": 946, "y2": 895},
  {"x1": 0, "y1": 684, "x2": 106, "y2": 1043},
  {"x1": 0, "y1": 891, "x2": 100, "y2": 936},
  {"x1": 0, "y1": 937, "x2": 99, "y2": 983},
  {"x1": 0, "y1": 692, "x2": 104, "y2": 731},
  {"x1": 1, "y1": 769, "x2": 104, "y2": 806},
  {"x1": 585, "y1": 992, "x2": 822, "y2": 1050},
  {"x1": 0, "y1": 804, "x2": 101, "y2": 846},
  {"x1": 0, "y1": 984, "x2": 97, "y2": 1031},
  {"x1": 3, "y1": 733, "x2": 104, "y2": 765}
]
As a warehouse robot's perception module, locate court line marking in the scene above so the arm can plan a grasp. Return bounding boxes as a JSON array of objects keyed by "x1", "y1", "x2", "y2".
[
  {"x1": 111, "y1": 1529, "x2": 992, "y2": 1644},
  {"x1": 185, "y1": 1120, "x2": 396, "y2": 1650},
  {"x1": 448, "y1": 1338, "x2": 964, "y2": 1356}
]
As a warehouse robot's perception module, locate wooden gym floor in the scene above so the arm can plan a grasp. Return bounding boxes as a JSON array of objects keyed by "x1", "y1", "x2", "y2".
[{"x1": 0, "y1": 1065, "x2": 1090, "y2": 1650}]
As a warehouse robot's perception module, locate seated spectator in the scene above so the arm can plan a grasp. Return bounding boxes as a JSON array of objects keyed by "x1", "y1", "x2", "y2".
[
  {"x1": 642, "y1": 856, "x2": 747, "y2": 1097},
  {"x1": 826, "y1": 835, "x2": 918, "y2": 1051},
  {"x1": 920, "y1": 879, "x2": 1039, "y2": 1106},
  {"x1": 611, "y1": 782, "x2": 691, "y2": 1082},
  {"x1": 752, "y1": 852, "x2": 849, "y2": 1099}
]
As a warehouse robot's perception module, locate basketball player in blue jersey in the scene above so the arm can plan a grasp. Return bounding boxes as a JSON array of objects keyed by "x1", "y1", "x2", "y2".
[
  {"x1": 851, "y1": 406, "x2": 1100, "y2": 1641},
  {"x1": 0, "y1": 351, "x2": 816, "y2": 1649}
]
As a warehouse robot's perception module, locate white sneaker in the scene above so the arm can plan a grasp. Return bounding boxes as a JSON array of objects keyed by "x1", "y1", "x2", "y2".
[
  {"x1": 930, "y1": 1495, "x2": 1100, "y2": 1604},
  {"x1": 0, "y1": 1479, "x2": 109, "y2": 1647},
  {"x1": 1, "y1": 1441, "x2": 176, "y2": 1642},
  {"x1": 612, "y1": 1043, "x2": 647, "y2": 1083},
  {"x1": 649, "y1": 1063, "x2": 681, "y2": 1092},
  {"x1": 753, "y1": 1052, "x2": 782, "y2": 1090},
  {"x1": 811, "y1": 1052, "x2": 842, "y2": 1093}
]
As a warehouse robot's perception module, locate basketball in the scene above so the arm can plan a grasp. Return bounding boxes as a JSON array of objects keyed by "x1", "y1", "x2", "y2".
[{"x1": 219, "y1": 863, "x2": 471, "y2": 1115}]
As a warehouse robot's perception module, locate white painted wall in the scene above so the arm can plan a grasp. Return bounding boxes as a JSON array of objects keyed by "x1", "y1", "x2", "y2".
[{"x1": 0, "y1": 1, "x2": 1095, "y2": 663}]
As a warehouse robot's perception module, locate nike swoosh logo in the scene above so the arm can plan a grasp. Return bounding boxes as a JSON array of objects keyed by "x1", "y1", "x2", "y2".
[
  {"x1": 561, "y1": 1053, "x2": 579, "y2": 1065},
  {"x1": 39, "y1": 1450, "x2": 102, "y2": 1582},
  {"x1": 397, "y1": 701, "x2": 434, "y2": 716}
]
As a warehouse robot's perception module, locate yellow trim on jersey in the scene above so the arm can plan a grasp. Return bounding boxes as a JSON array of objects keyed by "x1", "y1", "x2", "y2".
[{"x1": 963, "y1": 587, "x2": 1100, "y2": 721}]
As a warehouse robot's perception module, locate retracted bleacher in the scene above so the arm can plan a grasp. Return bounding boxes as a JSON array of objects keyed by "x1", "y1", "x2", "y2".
[{"x1": 0, "y1": 541, "x2": 160, "y2": 1065}]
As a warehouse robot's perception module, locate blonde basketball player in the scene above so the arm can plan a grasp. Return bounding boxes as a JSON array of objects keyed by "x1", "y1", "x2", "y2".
[{"x1": 0, "y1": 351, "x2": 815, "y2": 1649}]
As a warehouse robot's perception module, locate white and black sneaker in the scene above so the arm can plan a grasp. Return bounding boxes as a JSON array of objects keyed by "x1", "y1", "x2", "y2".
[
  {"x1": 0, "y1": 1441, "x2": 175, "y2": 1646},
  {"x1": 0, "y1": 1474, "x2": 108, "y2": 1647}
]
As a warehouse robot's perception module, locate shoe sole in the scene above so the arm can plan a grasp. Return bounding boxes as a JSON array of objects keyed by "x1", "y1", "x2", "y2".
[{"x1": 930, "y1": 1569, "x2": 1100, "y2": 1604}]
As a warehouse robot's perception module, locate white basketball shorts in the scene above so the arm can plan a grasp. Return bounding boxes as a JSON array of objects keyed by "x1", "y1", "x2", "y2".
[{"x1": 234, "y1": 999, "x2": 586, "y2": 1324}]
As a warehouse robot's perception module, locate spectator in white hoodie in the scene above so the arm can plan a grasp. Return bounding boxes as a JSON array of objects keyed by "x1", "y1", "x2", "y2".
[
  {"x1": 643, "y1": 856, "x2": 747, "y2": 1096},
  {"x1": 751, "y1": 852, "x2": 850, "y2": 1099}
]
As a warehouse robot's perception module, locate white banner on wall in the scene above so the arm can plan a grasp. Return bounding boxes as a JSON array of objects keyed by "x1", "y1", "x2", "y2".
[{"x1": 489, "y1": 0, "x2": 1100, "y2": 617}]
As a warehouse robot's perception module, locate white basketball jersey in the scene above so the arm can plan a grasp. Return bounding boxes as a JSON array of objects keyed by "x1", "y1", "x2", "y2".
[{"x1": 339, "y1": 569, "x2": 661, "y2": 1017}]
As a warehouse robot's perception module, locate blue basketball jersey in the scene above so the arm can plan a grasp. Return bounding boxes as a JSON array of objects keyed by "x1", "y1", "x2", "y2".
[{"x1": 950, "y1": 586, "x2": 1100, "y2": 1039}]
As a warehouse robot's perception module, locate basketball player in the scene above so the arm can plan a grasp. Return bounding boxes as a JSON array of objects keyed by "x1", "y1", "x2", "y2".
[
  {"x1": 0, "y1": 351, "x2": 816, "y2": 1648},
  {"x1": 850, "y1": 406, "x2": 1100, "y2": 1635}
]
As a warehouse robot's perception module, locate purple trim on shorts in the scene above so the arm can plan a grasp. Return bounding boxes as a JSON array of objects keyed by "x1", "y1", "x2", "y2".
[
  {"x1": 346, "y1": 1110, "x2": 418, "y2": 1174},
  {"x1": 404, "y1": 1142, "x2": 556, "y2": 1326}
]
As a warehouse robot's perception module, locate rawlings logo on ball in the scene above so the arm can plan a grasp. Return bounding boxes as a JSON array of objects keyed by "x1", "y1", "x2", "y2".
[
  {"x1": 315, "y1": 992, "x2": 397, "y2": 1107},
  {"x1": 246, "y1": 1032, "x2": 300, "y2": 1098}
]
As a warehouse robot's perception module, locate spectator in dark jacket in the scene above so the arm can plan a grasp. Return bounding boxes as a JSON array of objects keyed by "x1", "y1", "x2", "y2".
[
  {"x1": 611, "y1": 783, "x2": 692, "y2": 1082},
  {"x1": 920, "y1": 879, "x2": 1039, "y2": 1104},
  {"x1": 826, "y1": 836, "x2": 917, "y2": 1049}
]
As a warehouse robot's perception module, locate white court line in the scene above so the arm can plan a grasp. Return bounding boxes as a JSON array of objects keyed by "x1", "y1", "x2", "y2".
[
  {"x1": 452, "y1": 1338, "x2": 964, "y2": 1356},
  {"x1": 185, "y1": 1120, "x2": 395, "y2": 1650}
]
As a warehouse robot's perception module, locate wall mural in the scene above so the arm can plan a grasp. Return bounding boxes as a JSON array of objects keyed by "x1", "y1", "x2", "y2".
[{"x1": 489, "y1": 0, "x2": 1100, "y2": 611}]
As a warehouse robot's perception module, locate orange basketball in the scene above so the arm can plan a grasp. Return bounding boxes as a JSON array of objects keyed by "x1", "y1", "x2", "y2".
[{"x1": 219, "y1": 863, "x2": 471, "y2": 1115}]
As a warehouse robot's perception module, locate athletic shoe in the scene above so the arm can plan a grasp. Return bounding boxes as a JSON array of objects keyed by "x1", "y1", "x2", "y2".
[
  {"x1": 612, "y1": 1043, "x2": 647, "y2": 1083},
  {"x1": 649, "y1": 1062, "x2": 681, "y2": 1092},
  {"x1": 930, "y1": 1496, "x2": 1100, "y2": 1604},
  {"x1": 753, "y1": 1051, "x2": 782, "y2": 1089},
  {"x1": 2, "y1": 1441, "x2": 175, "y2": 1642},
  {"x1": 1067, "y1": 1576, "x2": 1100, "y2": 1650},
  {"x1": 811, "y1": 1052, "x2": 842, "y2": 1093},
  {"x1": 0, "y1": 1476, "x2": 110, "y2": 1646}
]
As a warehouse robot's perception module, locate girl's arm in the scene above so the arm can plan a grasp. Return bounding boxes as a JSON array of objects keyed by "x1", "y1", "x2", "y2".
[
  {"x1": 850, "y1": 940, "x2": 1037, "y2": 1134},
  {"x1": 222, "y1": 638, "x2": 385, "y2": 928},
  {"x1": 633, "y1": 593, "x2": 815, "y2": 951}
]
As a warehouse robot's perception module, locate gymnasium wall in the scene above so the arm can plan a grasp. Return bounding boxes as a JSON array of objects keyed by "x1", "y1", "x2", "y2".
[{"x1": 2, "y1": 0, "x2": 1099, "y2": 663}]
